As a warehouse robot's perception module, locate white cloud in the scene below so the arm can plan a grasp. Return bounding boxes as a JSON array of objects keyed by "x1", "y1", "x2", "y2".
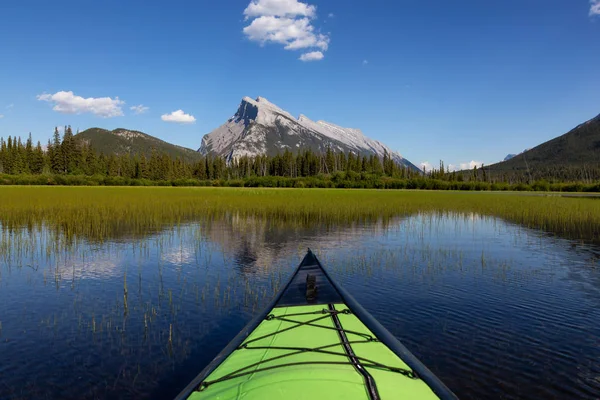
[
  {"x1": 161, "y1": 110, "x2": 196, "y2": 124},
  {"x1": 130, "y1": 104, "x2": 149, "y2": 114},
  {"x1": 362, "y1": 60, "x2": 369, "y2": 65},
  {"x1": 244, "y1": 0, "x2": 316, "y2": 19},
  {"x1": 243, "y1": 0, "x2": 329, "y2": 61},
  {"x1": 299, "y1": 51, "x2": 324, "y2": 61},
  {"x1": 420, "y1": 161, "x2": 432, "y2": 172},
  {"x1": 244, "y1": 16, "x2": 329, "y2": 51},
  {"x1": 446, "y1": 161, "x2": 485, "y2": 172},
  {"x1": 0, "y1": 114, "x2": 4, "y2": 119},
  {"x1": 591, "y1": 0, "x2": 600, "y2": 15},
  {"x1": 37, "y1": 91, "x2": 124, "y2": 118},
  {"x1": 328, "y1": 13, "x2": 335, "y2": 18},
  {"x1": 461, "y1": 160, "x2": 484, "y2": 170}
]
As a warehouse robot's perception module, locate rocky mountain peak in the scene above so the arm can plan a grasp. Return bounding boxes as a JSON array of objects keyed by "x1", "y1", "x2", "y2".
[
  {"x1": 235, "y1": 96, "x2": 295, "y2": 126},
  {"x1": 256, "y1": 96, "x2": 275, "y2": 105},
  {"x1": 235, "y1": 97, "x2": 259, "y2": 126},
  {"x1": 199, "y1": 96, "x2": 420, "y2": 171}
]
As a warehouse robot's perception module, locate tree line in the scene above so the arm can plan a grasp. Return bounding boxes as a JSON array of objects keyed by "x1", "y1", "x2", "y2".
[
  {"x1": 0, "y1": 126, "x2": 420, "y2": 181},
  {"x1": 0, "y1": 127, "x2": 598, "y2": 192}
]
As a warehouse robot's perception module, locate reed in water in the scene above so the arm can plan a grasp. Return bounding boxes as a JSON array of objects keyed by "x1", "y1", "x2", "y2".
[{"x1": 0, "y1": 187, "x2": 598, "y2": 244}]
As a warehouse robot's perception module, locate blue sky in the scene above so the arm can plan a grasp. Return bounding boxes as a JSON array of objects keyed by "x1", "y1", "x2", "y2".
[{"x1": 1, "y1": 0, "x2": 599, "y2": 170}]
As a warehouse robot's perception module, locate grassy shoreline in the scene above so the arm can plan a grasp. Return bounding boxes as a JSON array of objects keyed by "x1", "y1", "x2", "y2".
[
  {"x1": 1, "y1": 187, "x2": 599, "y2": 244},
  {"x1": 1, "y1": 173, "x2": 600, "y2": 193}
]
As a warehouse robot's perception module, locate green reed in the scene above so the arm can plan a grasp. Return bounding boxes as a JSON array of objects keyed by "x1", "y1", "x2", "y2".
[{"x1": 0, "y1": 186, "x2": 599, "y2": 244}]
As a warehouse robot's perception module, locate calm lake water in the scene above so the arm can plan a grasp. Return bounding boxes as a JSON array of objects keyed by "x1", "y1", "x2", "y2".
[{"x1": 1, "y1": 213, "x2": 599, "y2": 399}]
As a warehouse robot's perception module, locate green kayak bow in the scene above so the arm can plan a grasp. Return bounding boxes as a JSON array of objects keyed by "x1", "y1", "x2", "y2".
[{"x1": 175, "y1": 249, "x2": 457, "y2": 400}]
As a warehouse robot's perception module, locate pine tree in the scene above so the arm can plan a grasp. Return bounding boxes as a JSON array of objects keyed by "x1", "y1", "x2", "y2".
[
  {"x1": 12, "y1": 137, "x2": 25, "y2": 174},
  {"x1": 86, "y1": 148, "x2": 99, "y2": 175},
  {"x1": 31, "y1": 141, "x2": 45, "y2": 174},
  {"x1": 0, "y1": 137, "x2": 6, "y2": 173},
  {"x1": 139, "y1": 154, "x2": 149, "y2": 179},
  {"x1": 25, "y1": 133, "x2": 33, "y2": 173},
  {"x1": 51, "y1": 127, "x2": 63, "y2": 174},
  {"x1": 325, "y1": 146, "x2": 335, "y2": 174},
  {"x1": 213, "y1": 157, "x2": 225, "y2": 179},
  {"x1": 61, "y1": 126, "x2": 77, "y2": 173},
  {"x1": 282, "y1": 149, "x2": 293, "y2": 177},
  {"x1": 338, "y1": 152, "x2": 347, "y2": 172},
  {"x1": 148, "y1": 149, "x2": 160, "y2": 180},
  {"x1": 192, "y1": 159, "x2": 205, "y2": 180},
  {"x1": 160, "y1": 154, "x2": 172, "y2": 180},
  {"x1": 6, "y1": 137, "x2": 15, "y2": 174},
  {"x1": 205, "y1": 156, "x2": 214, "y2": 179},
  {"x1": 107, "y1": 155, "x2": 119, "y2": 176},
  {"x1": 370, "y1": 154, "x2": 383, "y2": 175},
  {"x1": 97, "y1": 153, "x2": 107, "y2": 176},
  {"x1": 346, "y1": 152, "x2": 354, "y2": 174},
  {"x1": 173, "y1": 157, "x2": 185, "y2": 179},
  {"x1": 361, "y1": 156, "x2": 368, "y2": 173}
]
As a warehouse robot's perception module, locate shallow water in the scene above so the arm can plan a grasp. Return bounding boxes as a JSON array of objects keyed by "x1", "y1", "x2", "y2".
[{"x1": 0, "y1": 213, "x2": 599, "y2": 399}]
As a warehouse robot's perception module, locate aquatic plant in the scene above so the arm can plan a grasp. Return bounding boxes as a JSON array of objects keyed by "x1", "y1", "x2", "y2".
[{"x1": 0, "y1": 187, "x2": 598, "y2": 244}]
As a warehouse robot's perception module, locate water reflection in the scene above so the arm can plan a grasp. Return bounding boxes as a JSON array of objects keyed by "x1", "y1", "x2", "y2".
[{"x1": 0, "y1": 212, "x2": 599, "y2": 400}]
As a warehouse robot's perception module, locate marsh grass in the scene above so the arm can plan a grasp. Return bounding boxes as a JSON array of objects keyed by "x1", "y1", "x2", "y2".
[{"x1": 0, "y1": 187, "x2": 599, "y2": 245}]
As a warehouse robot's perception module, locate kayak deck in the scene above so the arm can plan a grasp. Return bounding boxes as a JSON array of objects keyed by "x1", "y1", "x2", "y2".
[
  {"x1": 188, "y1": 303, "x2": 438, "y2": 399},
  {"x1": 177, "y1": 250, "x2": 456, "y2": 400}
]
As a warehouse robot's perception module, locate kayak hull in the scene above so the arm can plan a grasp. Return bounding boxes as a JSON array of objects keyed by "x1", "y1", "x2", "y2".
[{"x1": 175, "y1": 250, "x2": 457, "y2": 400}]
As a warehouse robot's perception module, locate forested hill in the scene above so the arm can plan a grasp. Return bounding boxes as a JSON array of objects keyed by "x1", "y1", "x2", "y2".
[
  {"x1": 76, "y1": 128, "x2": 202, "y2": 163},
  {"x1": 487, "y1": 114, "x2": 600, "y2": 171}
]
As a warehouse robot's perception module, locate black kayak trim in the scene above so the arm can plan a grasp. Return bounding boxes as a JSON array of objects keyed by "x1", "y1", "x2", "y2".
[
  {"x1": 329, "y1": 303, "x2": 380, "y2": 400},
  {"x1": 174, "y1": 249, "x2": 458, "y2": 400}
]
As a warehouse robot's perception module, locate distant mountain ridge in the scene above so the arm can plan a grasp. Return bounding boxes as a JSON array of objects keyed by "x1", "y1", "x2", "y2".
[
  {"x1": 198, "y1": 96, "x2": 420, "y2": 171},
  {"x1": 488, "y1": 113, "x2": 600, "y2": 171},
  {"x1": 503, "y1": 149, "x2": 530, "y2": 162},
  {"x1": 76, "y1": 128, "x2": 202, "y2": 162}
]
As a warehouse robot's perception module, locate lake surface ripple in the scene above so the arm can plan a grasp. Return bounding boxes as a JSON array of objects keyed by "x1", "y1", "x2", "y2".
[{"x1": 0, "y1": 213, "x2": 599, "y2": 399}]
